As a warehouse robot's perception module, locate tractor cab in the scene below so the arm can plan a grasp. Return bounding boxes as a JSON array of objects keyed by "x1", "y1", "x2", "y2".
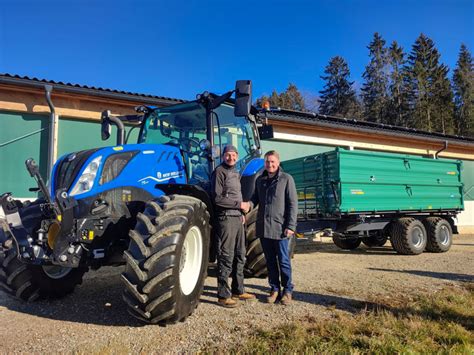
[
  {"x1": 101, "y1": 80, "x2": 263, "y2": 190},
  {"x1": 138, "y1": 100, "x2": 260, "y2": 188}
]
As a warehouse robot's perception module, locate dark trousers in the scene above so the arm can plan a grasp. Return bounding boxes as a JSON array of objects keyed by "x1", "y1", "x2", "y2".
[
  {"x1": 216, "y1": 215, "x2": 245, "y2": 299},
  {"x1": 260, "y1": 237, "x2": 294, "y2": 294}
]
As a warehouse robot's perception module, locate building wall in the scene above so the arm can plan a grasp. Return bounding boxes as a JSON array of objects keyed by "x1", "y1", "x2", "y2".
[
  {"x1": 57, "y1": 118, "x2": 139, "y2": 157},
  {"x1": 0, "y1": 111, "x2": 49, "y2": 197}
]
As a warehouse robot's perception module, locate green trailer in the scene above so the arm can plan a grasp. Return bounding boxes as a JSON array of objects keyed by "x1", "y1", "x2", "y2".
[{"x1": 283, "y1": 148, "x2": 464, "y2": 255}]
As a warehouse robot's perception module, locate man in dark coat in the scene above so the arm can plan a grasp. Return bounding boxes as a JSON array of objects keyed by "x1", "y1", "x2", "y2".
[
  {"x1": 250, "y1": 150, "x2": 298, "y2": 305},
  {"x1": 211, "y1": 145, "x2": 255, "y2": 308}
]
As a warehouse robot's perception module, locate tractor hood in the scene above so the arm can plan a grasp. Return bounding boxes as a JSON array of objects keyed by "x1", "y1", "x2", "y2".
[{"x1": 51, "y1": 144, "x2": 187, "y2": 199}]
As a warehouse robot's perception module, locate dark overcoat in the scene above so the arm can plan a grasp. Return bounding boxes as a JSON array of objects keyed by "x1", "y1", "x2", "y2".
[{"x1": 250, "y1": 168, "x2": 298, "y2": 240}]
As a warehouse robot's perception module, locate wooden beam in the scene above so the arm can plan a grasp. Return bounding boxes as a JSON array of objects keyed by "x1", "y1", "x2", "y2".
[{"x1": 0, "y1": 85, "x2": 147, "y2": 121}]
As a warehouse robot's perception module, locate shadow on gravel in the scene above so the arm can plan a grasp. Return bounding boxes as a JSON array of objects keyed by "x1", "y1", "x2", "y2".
[
  {"x1": 296, "y1": 243, "x2": 397, "y2": 256},
  {"x1": 201, "y1": 283, "x2": 366, "y2": 313},
  {"x1": 368, "y1": 268, "x2": 474, "y2": 283},
  {"x1": 0, "y1": 268, "x2": 145, "y2": 327}
]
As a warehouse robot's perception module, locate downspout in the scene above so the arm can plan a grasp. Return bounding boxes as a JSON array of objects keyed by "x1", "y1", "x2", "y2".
[
  {"x1": 44, "y1": 85, "x2": 56, "y2": 180},
  {"x1": 435, "y1": 141, "x2": 448, "y2": 159}
]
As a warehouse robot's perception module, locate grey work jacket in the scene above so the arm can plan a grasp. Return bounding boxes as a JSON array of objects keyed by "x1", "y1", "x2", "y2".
[
  {"x1": 210, "y1": 163, "x2": 243, "y2": 216},
  {"x1": 250, "y1": 168, "x2": 298, "y2": 240}
]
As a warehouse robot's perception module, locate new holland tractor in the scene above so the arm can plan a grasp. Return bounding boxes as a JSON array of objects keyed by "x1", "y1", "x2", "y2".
[{"x1": 0, "y1": 80, "x2": 269, "y2": 324}]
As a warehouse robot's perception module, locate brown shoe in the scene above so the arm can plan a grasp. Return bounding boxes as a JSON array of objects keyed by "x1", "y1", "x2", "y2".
[
  {"x1": 218, "y1": 297, "x2": 239, "y2": 308},
  {"x1": 232, "y1": 292, "x2": 256, "y2": 301},
  {"x1": 266, "y1": 291, "x2": 279, "y2": 304},
  {"x1": 281, "y1": 293, "x2": 292, "y2": 306}
]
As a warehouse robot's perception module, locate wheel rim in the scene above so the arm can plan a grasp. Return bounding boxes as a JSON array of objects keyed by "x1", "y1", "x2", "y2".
[
  {"x1": 410, "y1": 226, "x2": 425, "y2": 248},
  {"x1": 179, "y1": 225, "x2": 203, "y2": 296},
  {"x1": 42, "y1": 265, "x2": 72, "y2": 279},
  {"x1": 439, "y1": 225, "x2": 450, "y2": 245}
]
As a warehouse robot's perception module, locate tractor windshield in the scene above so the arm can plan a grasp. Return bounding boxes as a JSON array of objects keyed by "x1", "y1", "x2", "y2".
[
  {"x1": 139, "y1": 102, "x2": 207, "y2": 146},
  {"x1": 139, "y1": 101, "x2": 259, "y2": 172}
]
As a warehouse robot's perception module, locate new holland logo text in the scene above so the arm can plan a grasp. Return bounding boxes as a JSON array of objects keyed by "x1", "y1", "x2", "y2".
[{"x1": 138, "y1": 171, "x2": 183, "y2": 184}]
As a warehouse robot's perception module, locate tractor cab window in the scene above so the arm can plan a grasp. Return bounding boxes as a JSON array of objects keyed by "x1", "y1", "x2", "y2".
[
  {"x1": 139, "y1": 102, "x2": 209, "y2": 186},
  {"x1": 212, "y1": 104, "x2": 259, "y2": 171}
]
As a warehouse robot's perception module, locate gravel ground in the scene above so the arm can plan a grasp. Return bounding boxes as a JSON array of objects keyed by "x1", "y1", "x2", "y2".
[{"x1": 1, "y1": 234, "x2": 473, "y2": 353}]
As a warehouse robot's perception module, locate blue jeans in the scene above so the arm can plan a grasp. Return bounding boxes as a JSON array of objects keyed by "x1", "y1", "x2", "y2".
[{"x1": 260, "y1": 237, "x2": 294, "y2": 294}]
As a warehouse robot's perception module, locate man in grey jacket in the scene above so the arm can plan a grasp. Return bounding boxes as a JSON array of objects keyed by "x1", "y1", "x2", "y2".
[
  {"x1": 211, "y1": 145, "x2": 255, "y2": 308},
  {"x1": 250, "y1": 150, "x2": 298, "y2": 305}
]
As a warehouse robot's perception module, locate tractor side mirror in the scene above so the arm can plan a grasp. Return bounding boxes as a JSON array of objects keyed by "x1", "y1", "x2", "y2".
[
  {"x1": 258, "y1": 125, "x2": 274, "y2": 140},
  {"x1": 100, "y1": 110, "x2": 112, "y2": 141},
  {"x1": 234, "y1": 80, "x2": 252, "y2": 117}
]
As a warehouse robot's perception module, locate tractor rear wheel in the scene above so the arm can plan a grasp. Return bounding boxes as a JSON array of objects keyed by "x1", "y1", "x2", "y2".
[
  {"x1": 122, "y1": 195, "x2": 210, "y2": 324},
  {"x1": 244, "y1": 209, "x2": 267, "y2": 278},
  {"x1": 423, "y1": 217, "x2": 453, "y2": 253}
]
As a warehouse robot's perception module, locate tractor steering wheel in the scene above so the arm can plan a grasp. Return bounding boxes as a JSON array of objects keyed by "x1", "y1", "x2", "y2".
[{"x1": 180, "y1": 137, "x2": 201, "y2": 155}]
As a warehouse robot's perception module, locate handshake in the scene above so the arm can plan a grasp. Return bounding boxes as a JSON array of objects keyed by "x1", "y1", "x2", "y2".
[{"x1": 240, "y1": 201, "x2": 251, "y2": 214}]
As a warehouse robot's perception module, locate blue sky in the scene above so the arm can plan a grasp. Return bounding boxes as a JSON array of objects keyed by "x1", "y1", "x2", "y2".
[{"x1": 0, "y1": 0, "x2": 473, "y2": 104}]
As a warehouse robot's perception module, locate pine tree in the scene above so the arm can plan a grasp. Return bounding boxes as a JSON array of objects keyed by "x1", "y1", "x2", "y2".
[
  {"x1": 453, "y1": 44, "x2": 474, "y2": 137},
  {"x1": 256, "y1": 84, "x2": 306, "y2": 111},
  {"x1": 387, "y1": 41, "x2": 409, "y2": 126},
  {"x1": 361, "y1": 33, "x2": 389, "y2": 123},
  {"x1": 269, "y1": 90, "x2": 282, "y2": 107},
  {"x1": 279, "y1": 83, "x2": 306, "y2": 111},
  {"x1": 405, "y1": 34, "x2": 454, "y2": 133},
  {"x1": 319, "y1": 56, "x2": 360, "y2": 117}
]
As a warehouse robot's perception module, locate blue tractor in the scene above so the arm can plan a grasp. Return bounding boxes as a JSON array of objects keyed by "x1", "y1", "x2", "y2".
[{"x1": 0, "y1": 81, "x2": 270, "y2": 324}]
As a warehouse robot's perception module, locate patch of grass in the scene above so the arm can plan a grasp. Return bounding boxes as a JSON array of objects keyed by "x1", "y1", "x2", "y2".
[{"x1": 221, "y1": 284, "x2": 474, "y2": 354}]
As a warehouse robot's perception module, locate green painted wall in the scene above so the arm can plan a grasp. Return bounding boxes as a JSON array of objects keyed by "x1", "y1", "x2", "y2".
[
  {"x1": 57, "y1": 118, "x2": 140, "y2": 157},
  {"x1": 0, "y1": 111, "x2": 48, "y2": 197},
  {"x1": 462, "y1": 160, "x2": 474, "y2": 201}
]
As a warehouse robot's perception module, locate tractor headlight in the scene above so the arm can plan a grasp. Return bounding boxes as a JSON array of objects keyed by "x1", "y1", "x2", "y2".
[{"x1": 70, "y1": 156, "x2": 102, "y2": 196}]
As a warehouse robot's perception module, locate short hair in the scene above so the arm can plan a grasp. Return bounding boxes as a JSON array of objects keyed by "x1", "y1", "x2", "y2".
[{"x1": 264, "y1": 150, "x2": 280, "y2": 161}]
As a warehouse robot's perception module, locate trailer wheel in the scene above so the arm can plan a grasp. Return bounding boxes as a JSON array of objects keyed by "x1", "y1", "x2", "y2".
[
  {"x1": 244, "y1": 209, "x2": 267, "y2": 278},
  {"x1": 332, "y1": 236, "x2": 361, "y2": 250},
  {"x1": 122, "y1": 195, "x2": 210, "y2": 324},
  {"x1": 390, "y1": 218, "x2": 427, "y2": 255},
  {"x1": 0, "y1": 202, "x2": 87, "y2": 300},
  {"x1": 423, "y1": 217, "x2": 453, "y2": 253},
  {"x1": 362, "y1": 230, "x2": 388, "y2": 247}
]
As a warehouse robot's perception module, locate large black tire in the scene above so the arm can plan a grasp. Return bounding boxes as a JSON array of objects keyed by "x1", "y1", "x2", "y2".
[
  {"x1": 122, "y1": 195, "x2": 210, "y2": 324},
  {"x1": 362, "y1": 230, "x2": 389, "y2": 247},
  {"x1": 0, "y1": 202, "x2": 87, "y2": 300},
  {"x1": 390, "y1": 217, "x2": 427, "y2": 255},
  {"x1": 332, "y1": 236, "x2": 362, "y2": 250},
  {"x1": 423, "y1": 217, "x2": 453, "y2": 253},
  {"x1": 244, "y1": 210, "x2": 267, "y2": 278},
  {"x1": 1, "y1": 248, "x2": 87, "y2": 300}
]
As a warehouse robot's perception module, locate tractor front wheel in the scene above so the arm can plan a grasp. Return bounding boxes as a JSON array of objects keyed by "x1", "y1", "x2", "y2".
[
  {"x1": 0, "y1": 201, "x2": 86, "y2": 300},
  {"x1": 122, "y1": 195, "x2": 210, "y2": 324}
]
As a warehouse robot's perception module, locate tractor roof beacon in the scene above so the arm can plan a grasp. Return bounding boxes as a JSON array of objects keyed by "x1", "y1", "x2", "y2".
[{"x1": 0, "y1": 80, "x2": 272, "y2": 324}]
